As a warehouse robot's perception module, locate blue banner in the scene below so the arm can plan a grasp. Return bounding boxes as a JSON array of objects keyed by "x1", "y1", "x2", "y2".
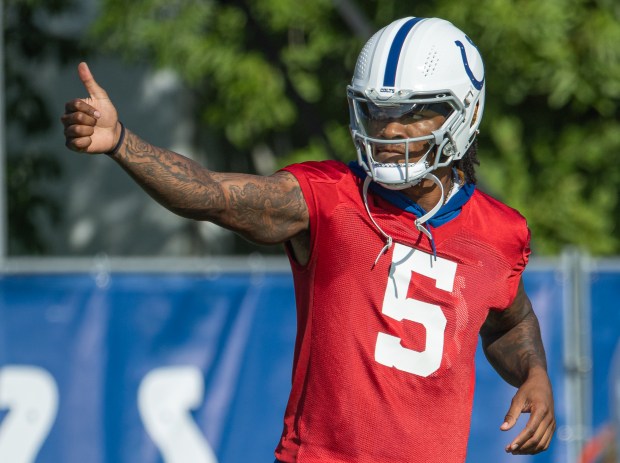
[
  {"x1": 587, "y1": 270, "x2": 620, "y2": 462},
  {"x1": 591, "y1": 271, "x2": 620, "y2": 429},
  {"x1": 1, "y1": 265, "x2": 614, "y2": 463},
  {"x1": 0, "y1": 272, "x2": 296, "y2": 463}
]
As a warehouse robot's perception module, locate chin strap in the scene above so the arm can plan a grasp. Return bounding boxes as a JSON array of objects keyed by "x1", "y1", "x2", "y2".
[{"x1": 362, "y1": 172, "x2": 450, "y2": 266}]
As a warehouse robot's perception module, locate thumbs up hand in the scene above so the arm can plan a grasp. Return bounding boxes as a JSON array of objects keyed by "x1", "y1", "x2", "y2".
[{"x1": 61, "y1": 62, "x2": 121, "y2": 154}]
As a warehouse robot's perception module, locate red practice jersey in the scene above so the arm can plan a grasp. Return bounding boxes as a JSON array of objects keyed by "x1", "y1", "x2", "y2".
[{"x1": 275, "y1": 160, "x2": 531, "y2": 463}]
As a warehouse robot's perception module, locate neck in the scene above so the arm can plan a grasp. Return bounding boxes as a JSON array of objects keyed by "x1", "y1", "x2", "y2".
[{"x1": 401, "y1": 166, "x2": 453, "y2": 211}]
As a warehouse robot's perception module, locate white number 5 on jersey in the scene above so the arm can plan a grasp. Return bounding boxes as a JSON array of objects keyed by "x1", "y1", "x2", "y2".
[{"x1": 375, "y1": 243, "x2": 457, "y2": 377}]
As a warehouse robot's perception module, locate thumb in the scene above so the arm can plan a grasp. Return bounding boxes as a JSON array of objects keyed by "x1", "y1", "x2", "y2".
[
  {"x1": 78, "y1": 62, "x2": 109, "y2": 99},
  {"x1": 500, "y1": 395, "x2": 525, "y2": 431}
]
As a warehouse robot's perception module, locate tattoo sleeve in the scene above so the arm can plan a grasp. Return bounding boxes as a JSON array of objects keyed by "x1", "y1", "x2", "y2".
[
  {"x1": 110, "y1": 129, "x2": 309, "y2": 244},
  {"x1": 480, "y1": 283, "x2": 548, "y2": 387}
]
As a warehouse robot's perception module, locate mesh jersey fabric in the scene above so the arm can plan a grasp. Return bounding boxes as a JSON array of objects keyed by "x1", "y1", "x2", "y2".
[{"x1": 275, "y1": 160, "x2": 531, "y2": 463}]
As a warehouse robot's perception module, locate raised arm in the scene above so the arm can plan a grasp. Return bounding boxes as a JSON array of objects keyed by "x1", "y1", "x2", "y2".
[
  {"x1": 480, "y1": 279, "x2": 556, "y2": 455},
  {"x1": 61, "y1": 63, "x2": 308, "y2": 246}
]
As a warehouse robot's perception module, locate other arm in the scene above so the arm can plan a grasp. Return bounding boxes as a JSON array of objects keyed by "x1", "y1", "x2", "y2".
[{"x1": 480, "y1": 279, "x2": 556, "y2": 455}]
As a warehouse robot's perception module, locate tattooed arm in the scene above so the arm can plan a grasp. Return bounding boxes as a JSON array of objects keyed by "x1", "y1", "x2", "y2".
[
  {"x1": 111, "y1": 129, "x2": 307, "y2": 245},
  {"x1": 61, "y1": 63, "x2": 309, "y2": 247},
  {"x1": 480, "y1": 279, "x2": 556, "y2": 455}
]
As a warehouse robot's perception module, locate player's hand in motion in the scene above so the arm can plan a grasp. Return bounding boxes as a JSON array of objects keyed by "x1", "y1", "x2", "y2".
[
  {"x1": 501, "y1": 368, "x2": 555, "y2": 455},
  {"x1": 61, "y1": 62, "x2": 121, "y2": 154},
  {"x1": 481, "y1": 281, "x2": 556, "y2": 455}
]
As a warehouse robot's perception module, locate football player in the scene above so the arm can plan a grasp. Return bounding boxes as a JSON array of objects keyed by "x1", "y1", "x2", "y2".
[{"x1": 62, "y1": 16, "x2": 555, "y2": 463}]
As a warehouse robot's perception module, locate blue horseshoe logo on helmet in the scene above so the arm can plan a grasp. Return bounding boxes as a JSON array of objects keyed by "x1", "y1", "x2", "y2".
[{"x1": 455, "y1": 38, "x2": 485, "y2": 90}]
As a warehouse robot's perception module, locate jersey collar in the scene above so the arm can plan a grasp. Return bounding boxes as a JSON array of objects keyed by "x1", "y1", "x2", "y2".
[{"x1": 348, "y1": 161, "x2": 475, "y2": 227}]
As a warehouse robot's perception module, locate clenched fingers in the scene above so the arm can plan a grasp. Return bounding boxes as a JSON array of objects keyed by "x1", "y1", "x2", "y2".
[
  {"x1": 64, "y1": 98, "x2": 101, "y2": 118},
  {"x1": 61, "y1": 98, "x2": 102, "y2": 152},
  {"x1": 63, "y1": 124, "x2": 95, "y2": 138},
  {"x1": 61, "y1": 111, "x2": 97, "y2": 129},
  {"x1": 66, "y1": 135, "x2": 94, "y2": 152},
  {"x1": 62, "y1": 99, "x2": 100, "y2": 130}
]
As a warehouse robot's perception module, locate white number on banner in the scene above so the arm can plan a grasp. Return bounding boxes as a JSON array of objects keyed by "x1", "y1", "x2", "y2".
[
  {"x1": 138, "y1": 366, "x2": 218, "y2": 463},
  {"x1": 375, "y1": 243, "x2": 457, "y2": 377},
  {"x1": 0, "y1": 365, "x2": 59, "y2": 463}
]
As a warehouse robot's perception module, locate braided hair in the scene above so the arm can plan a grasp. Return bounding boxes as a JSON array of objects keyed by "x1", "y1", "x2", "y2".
[{"x1": 455, "y1": 140, "x2": 480, "y2": 185}]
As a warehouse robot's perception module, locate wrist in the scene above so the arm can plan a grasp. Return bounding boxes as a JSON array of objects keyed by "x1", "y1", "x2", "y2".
[
  {"x1": 525, "y1": 364, "x2": 549, "y2": 381},
  {"x1": 105, "y1": 121, "x2": 126, "y2": 156}
]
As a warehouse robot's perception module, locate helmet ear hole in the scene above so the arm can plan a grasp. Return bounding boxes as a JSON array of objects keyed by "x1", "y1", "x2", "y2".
[{"x1": 470, "y1": 101, "x2": 480, "y2": 128}]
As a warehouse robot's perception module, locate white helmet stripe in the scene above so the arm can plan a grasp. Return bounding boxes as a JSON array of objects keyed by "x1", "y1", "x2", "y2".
[{"x1": 382, "y1": 17, "x2": 426, "y2": 87}]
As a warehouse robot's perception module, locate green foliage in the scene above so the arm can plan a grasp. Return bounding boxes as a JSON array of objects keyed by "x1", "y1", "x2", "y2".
[
  {"x1": 91, "y1": 0, "x2": 620, "y2": 255},
  {"x1": 92, "y1": 0, "x2": 356, "y2": 157},
  {"x1": 427, "y1": 0, "x2": 620, "y2": 255}
]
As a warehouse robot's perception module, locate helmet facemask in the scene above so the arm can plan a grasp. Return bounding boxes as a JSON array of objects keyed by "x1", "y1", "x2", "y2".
[{"x1": 348, "y1": 87, "x2": 466, "y2": 190}]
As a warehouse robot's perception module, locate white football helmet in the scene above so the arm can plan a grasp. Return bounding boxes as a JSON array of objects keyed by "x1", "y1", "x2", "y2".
[{"x1": 348, "y1": 17, "x2": 485, "y2": 190}]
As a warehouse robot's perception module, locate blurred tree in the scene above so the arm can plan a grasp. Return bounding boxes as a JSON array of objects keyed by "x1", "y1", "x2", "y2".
[
  {"x1": 426, "y1": 0, "x2": 620, "y2": 255},
  {"x1": 4, "y1": 0, "x2": 89, "y2": 254},
  {"x1": 92, "y1": 0, "x2": 620, "y2": 255}
]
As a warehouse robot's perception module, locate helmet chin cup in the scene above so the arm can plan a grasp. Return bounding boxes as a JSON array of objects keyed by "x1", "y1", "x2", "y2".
[
  {"x1": 379, "y1": 180, "x2": 421, "y2": 191},
  {"x1": 371, "y1": 163, "x2": 425, "y2": 189}
]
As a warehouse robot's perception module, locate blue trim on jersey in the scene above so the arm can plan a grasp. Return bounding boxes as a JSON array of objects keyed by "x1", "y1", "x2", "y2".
[
  {"x1": 382, "y1": 17, "x2": 425, "y2": 87},
  {"x1": 348, "y1": 162, "x2": 475, "y2": 227}
]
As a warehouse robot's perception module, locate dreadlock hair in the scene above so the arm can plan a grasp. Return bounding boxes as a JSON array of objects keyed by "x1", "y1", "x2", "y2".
[{"x1": 455, "y1": 139, "x2": 480, "y2": 185}]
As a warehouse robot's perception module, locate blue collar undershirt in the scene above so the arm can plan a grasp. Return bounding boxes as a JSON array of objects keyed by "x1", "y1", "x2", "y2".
[{"x1": 348, "y1": 161, "x2": 475, "y2": 228}]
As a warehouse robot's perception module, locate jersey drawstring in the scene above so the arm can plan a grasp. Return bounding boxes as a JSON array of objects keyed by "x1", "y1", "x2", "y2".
[
  {"x1": 362, "y1": 173, "x2": 447, "y2": 265},
  {"x1": 416, "y1": 222, "x2": 438, "y2": 260},
  {"x1": 363, "y1": 177, "x2": 394, "y2": 267},
  {"x1": 413, "y1": 173, "x2": 445, "y2": 261}
]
